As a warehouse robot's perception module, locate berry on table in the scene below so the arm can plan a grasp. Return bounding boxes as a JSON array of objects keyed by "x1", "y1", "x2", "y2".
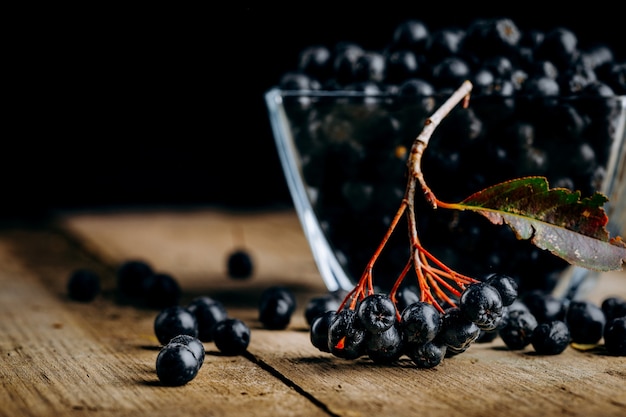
[
  {"x1": 155, "y1": 342, "x2": 199, "y2": 386},
  {"x1": 213, "y1": 318, "x2": 251, "y2": 356},
  {"x1": 603, "y1": 317, "x2": 626, "y2": 356},
  {"x1": 144, "y1": 273, "x2": 182, "y2": 309},
  {"x1": 154, "y1": 306, "x2": 198, "y2": 346},
  {"x1": 530, "y1": 320, "x2": 571, "y2": 355},
  {"x1": 258, "y1": 286, "x2": 296, "y2": 330},
  {"x1": 67, "y1": 268, "x2": 101, "y2": 302},
  {"x1": 186, "y1": 296, "x2": 228, "y2": 342},
  {"x1": 168, "y1": 334, "x2": 205, "y2": 369},
  {"x1": 116, "y1": 259, "x2": 154, "y2": 299},
  {"x1": 227, "y1": 249, "x2": 254, "y2": 279}
]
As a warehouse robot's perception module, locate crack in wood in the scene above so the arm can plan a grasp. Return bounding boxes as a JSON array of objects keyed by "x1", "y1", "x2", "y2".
[{"x1": 243, "y1": 350, "x2": 341, "y2": 417}]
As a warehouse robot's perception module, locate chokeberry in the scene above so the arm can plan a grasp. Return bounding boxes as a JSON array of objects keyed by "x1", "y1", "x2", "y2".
[
  {"x1": 460, "y1": 282, "x2": 504, "y2": 331},
  {"x1": 366, "y1": 325, "x2": 404, "y2": 365},
  {"x1": 168, "y1": 334, "x2": 205, "y2": 369},
  {"x1": 498, "y1": 302, "x2": 538, "y2": 350},
  {"x1": 154, "y1": 306, "x2": 198, "y2": 346},
  {"x1": 603, "y1": 317, "x2": 626, "y2": 356},
  {"x1": 601, "y1": 296, "x2": 626, "y2": 322},
  {"x1": 156, "y1": 343, "x2": 199, "y2": 386},
  {"x1": 399, "y1": 301, "x2": 441, "y2": 345},
  {"x1": 67, "y1": 268, "x2": 101, "y2": 302},
  {"x1": 213, "y1": 318, "x2": 251, "y2": 356},
  {"x1": 304, "y1": 292, "x2": 342, "y2": 326},
  {"x1": 485, "y1": 273, "x2": 518, "y2": 306},
  {"x1": 144, "y1": 273, "x2": 182, "y2": 309},
  {"x1": 186, "y1": 296, "x2": 228, "y2": 342},
  {"x1": 227, "y1": 249, "x2": 254, "y2": 279},
  {"x1": 259, "y1": 286, "x2": 296, "y2": 330},
  {"x1": 404, "y1": 340, "x2": 447, "y2": 368},
  {"x1": 565, "y1": 300, "x2": 606, "y2": 345},
  {"x1": 116, "y1": 259, "x2": 154, "y2": 299},
  {"x1": 530, "y1": 320, "x2": 571, "y2": 355}
]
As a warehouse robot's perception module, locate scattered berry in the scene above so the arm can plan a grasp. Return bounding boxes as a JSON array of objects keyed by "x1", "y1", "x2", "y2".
[
  {"x1": 186, "y1": 296, "x2": 228, "y2": 342},
  {"x1": 304, "y1": 291, "x2": 343, "y2": 326},
  {"x1": 258, "y1": 286, "x2": 296, "y2": 330},
  {"x1": 227, "y1": 249, "x2": 254, "y2": 279},
  {"x1": 565, "y1": 300, "x2": 606, "y2": 345},
  {"x1": 116, "y1": 259, "x2": 154, "y2": 298},
  {"x1": 213, "y1": 318, "x2": 251, "y2": 355},
  {"x1": 601, "y1": 296, "x2": 626, "y2": 322},
  {"x1": 310, "y1": 310, "x2": 337, "y2": 353},
  {"x1": 460, "y1": 282, "x2": 504, "y2": 331},
  {"x1": 156, "y1": 342, "x2": 199, "y2": 386},
  {"x1": 603, "y1": 317, "x2": 626, "y2": 356},
  {"x1": 144, "y1": 273, "x2": 182, "y2": 309},
  {"x1": 485, "y1": 273, "x2": 518, "y2": 306},
  {"x1": 154, "y1": 306, "x2": 198, "y2": 346},
  {"x1": 168, "y1": 334, "x2": 205, "y2": 369},
  {"x1": 530, "y1": 320, "x2": 571, "y2": 355},
  {"x1": 67, "y1": 268, "x2": 101, "y2": 302}
]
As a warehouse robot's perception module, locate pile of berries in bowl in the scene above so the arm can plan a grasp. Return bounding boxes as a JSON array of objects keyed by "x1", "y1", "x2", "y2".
[
  {"x1": 266, "y1": 17, "x2": 625, "y2": 295},
  {"x1": 266, "y1": 17, "x2": 626, "y2": 366}
]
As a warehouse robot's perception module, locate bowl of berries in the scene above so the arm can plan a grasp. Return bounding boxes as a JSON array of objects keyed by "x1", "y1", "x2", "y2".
[{"x1": 265, "y1": 17, "x2": 626, "y2": 305}]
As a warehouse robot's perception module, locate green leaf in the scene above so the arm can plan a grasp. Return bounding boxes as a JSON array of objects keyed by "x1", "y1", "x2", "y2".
[{"x1": 447, "y1": 176, "x2": 626, "y2": 272}]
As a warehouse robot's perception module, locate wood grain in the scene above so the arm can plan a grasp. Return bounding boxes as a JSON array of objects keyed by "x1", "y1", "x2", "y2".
[{"x1": 0, "y1": 207, "x2": 625, "y2": 417}]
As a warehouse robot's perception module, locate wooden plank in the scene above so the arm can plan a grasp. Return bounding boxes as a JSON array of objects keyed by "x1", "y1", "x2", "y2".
[
  {"x1": 0, "y1": 224, "x2": 328, "y2": 417},
  {"x1": 2, "y1": 207, "x2": 625, "y2": 417}
]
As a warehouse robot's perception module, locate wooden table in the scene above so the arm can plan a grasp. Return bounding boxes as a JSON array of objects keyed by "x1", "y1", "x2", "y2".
[{"x1": 1, "y1": 206, "x2": 625, "y2": 417}]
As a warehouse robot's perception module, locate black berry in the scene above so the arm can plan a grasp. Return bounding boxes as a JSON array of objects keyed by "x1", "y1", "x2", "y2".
[
  {"x1": 213, "y1": 318, "x2": 251, "y2": 356},
  {"x1": 67, "y1": 268, "x2": 101, "y2": 302}
]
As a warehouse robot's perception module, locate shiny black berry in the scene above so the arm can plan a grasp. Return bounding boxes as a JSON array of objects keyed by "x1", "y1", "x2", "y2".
[
  {"x1": 154, "y1": 305, "x2": 198, "y2": 346},
  {"x1": 259, "y1": 286, "x2": 297, "y2": 330},
  {"x1": 366, "y1": 325, "x2": 404, "y2": 364},
  {"x1": 310, "y1": 310, "x2": 337, "y2": 353},
  {"x1": 213, "y1": 318, "x2": 251, "y2": 356},
  {"x1": 357, "y1": 293, "x2": 397, "y2": 334},
  {"x1": 498, "y1": 301, "x2": 538, "y2": 350},
  {"x1": 186, "y1": 296, "x2": 228, "y2": 342},
  {"x1": 601, "y1": 296, "x2": 626, "y2": 322},
  {"x1": 460, "y1": 282, "x2": 504, "y2": 331},
  {"x1": 399, "y1": 301, "x2": 441, "y2": 345},
  {"x1": 304, "y1": 291, "x2": 343, "y2": 326},
  {"x1": 156, "y1": 343, "x2": 199, "y2": 386}
]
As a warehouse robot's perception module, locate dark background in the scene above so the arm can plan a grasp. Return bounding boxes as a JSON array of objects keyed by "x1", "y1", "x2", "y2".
[{"x1": 4, "y1": 4, "x2": 624, "y2": 218}]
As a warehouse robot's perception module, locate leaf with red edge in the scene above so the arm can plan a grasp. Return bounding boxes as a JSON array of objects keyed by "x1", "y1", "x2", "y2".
[{"x1": 444, "y1": 176, "x2": 626, "y2": 272}]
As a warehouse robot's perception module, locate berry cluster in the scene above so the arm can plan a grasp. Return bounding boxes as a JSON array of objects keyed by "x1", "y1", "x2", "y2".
[
  {"x1": 277, "y1": 17, "x2": 625, "y2": 295},
  {"x1": 153, "y1": 294, "x2": 251, "y2": 385},
  {"x1": 308, "y1": 277, "x2": 626, "y2": 367}
]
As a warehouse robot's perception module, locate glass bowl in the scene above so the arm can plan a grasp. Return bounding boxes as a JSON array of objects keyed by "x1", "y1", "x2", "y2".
[{"x1": 265, "y1": 86, "x2": 626, "y2": 299}]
